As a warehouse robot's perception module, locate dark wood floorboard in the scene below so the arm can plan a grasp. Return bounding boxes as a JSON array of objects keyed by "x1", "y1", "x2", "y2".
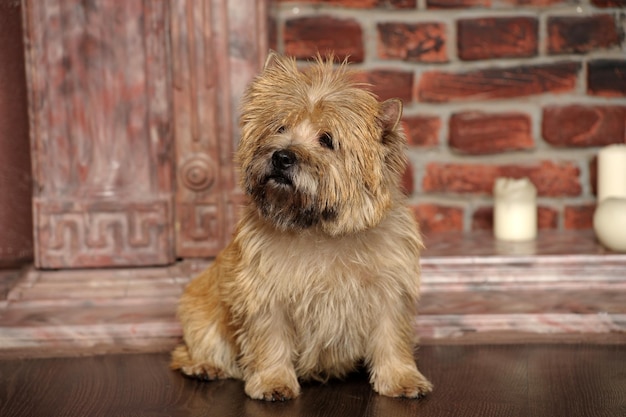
[{"x1": 0, "y1": 344, "x2": 624, "y2": 417}]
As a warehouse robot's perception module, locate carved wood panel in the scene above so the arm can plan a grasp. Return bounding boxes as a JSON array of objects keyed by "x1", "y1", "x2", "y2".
[
  {"x1": 172, "y1": 0, "x2": 267, "y2": 257},
  {"x1": 23, "y1": 0, "x2": 175, "y2": 268}
]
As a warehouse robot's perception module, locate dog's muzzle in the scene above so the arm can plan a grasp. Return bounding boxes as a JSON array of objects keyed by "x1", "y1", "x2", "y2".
[
  {"x1": 272, "y1": 149, "x2": 297, "y2": 171},
  {"x1": 267, "y1": 149, "x2": 297, "y2": 186}
]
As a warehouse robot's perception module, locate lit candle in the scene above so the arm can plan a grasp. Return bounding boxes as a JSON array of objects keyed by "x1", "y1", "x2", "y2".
[
  {"x1": 493, "y1": 177, "x2": 537, "y2": 241},
  {"x1": 597, "y1": 144, "x2": 626, "y2": 202}
]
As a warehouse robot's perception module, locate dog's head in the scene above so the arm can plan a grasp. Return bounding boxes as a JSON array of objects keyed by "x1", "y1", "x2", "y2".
[{"x1": 237, "y1": 52, "x2": 408, "y2": 236}]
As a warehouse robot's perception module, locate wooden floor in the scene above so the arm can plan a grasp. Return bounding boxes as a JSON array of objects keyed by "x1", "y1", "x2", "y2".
[{"x1": 1, "y1": 344, "x2": 625, "y2": 417}]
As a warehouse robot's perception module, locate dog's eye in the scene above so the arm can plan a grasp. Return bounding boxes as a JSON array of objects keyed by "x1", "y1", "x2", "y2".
[
  {"x1": 318, "y1": 132, "x2": 334, "y2": 150},
  {"x1": 277, "y1": 126, "x2": 286, "y2": 134}
]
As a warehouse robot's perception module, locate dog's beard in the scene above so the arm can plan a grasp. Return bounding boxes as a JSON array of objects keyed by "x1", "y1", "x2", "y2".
[{"x1": 245, "y1": 167, "x2": 338, "y2": 231}]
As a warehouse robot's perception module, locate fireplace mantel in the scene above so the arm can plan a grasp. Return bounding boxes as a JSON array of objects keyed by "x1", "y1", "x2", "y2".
[{"x1": 1, "y1": 230, "x2": 625, "y2": 357}]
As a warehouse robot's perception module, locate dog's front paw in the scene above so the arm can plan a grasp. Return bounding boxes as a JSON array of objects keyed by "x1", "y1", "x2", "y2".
[
  {"x1": 258, "y1": 385, "x2": 299, "y2": 402},
  {"x1": 245, "y1": 370, "x2": 301, "y2": 401},
  {"x1": 373, "y1": 369, "x2": 433, "y2": 399},
  {"x1": 181, "y1": 363, "x2": 226, "y2": 381}
]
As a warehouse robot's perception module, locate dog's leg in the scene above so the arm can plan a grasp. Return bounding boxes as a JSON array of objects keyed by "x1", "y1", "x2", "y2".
[
  {"x1": 170, "y1": 343, "x2": 230, "y2": 380},
  {"x1": 170, "y1": 319, "x2": 241, "y2": 381},
  {"x1": 238, "y1": 306, "x2": 300, "y2": 401},
  {"x1": 170, "y1": 271, "x2": 242, "y2": 381},
  {"x1": 366, "y1": 301, "x2": 433, "y2": 398}
]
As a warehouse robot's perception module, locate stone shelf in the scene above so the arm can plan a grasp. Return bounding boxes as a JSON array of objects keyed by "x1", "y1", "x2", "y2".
[{"x1": 1, "y1": 230, "x2": 625, "y2": 356}]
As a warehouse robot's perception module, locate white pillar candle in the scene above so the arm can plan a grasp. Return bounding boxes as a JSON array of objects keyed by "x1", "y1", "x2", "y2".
[
  {"x1": 593, "y1": 198, "x2": 626, "y2": 252},
  {"x1": 597, "y1": 144, "x2": 626, "y2": 202},
  {"x1": 493, "y1": 177, "x2": 537, "y2": 241}
]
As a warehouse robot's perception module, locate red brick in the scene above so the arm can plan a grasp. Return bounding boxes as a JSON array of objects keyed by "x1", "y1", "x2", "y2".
[
  {"x1": 411, "y1": 204, "x2": 464, "y2": 235},
  {"x1": 353, "y1": 69, "x2": 413, "y2": 102},
  {"x1": 471, "y1": 207, "x2": 493, "y2": 231},
  {"x1": 542, "y1": 105, "x2": 626, "y2": 148},
  {"x1": 426, "y1": 0, "x2": 490, "y2": 8},
  {"x1": 590, "y1": 0, "x2": 626, "y2": 8},
  {"x1": 274, "y1": 0, "x2": 417, "y2": 8},
  {"x1": 449, "y1": 112, "x2": 533, "y2": 154},
  {"x1": 377, "y1": 22, "x2": 447, "y2": 63},
  {"x1": 587, "y1": 60, "x2": 626, "y2": 97},
  {"x1": 472, "y1": 206, "x2": 558, "y2": 230},
  {"x1": 457, "y1": 17, "x2": 538, "y2": 61},
  {"x1": 417, "y1": 62, "x2": 580, "y2": 103},
  {"x1": 548, "y1": 15, "x2": 620, "y2": 55},
  {"x1": 538, "y1": 207, "x2": 560, "y2": 229},
  {"x1": 284, "y1": 16, "x2": 364, "y2": 63},
  {"x1": 564, "y1": 204, "x2": 595, "y2": 230},
  {"x1": 590, "y1": 156, "x2": 598, "y2": 197},
  {"x1": 402, "y1": 115, "x2": 441, "y2": 147},
  {"x1": 429, "y1": 0, "x2": 566, "y2": 7},
  {"x1": 422, "y1": 161, "x2": 581, "y2": 197},
  {"x1": 501, "y1": 0, "x2": 573, "y2": 5}
]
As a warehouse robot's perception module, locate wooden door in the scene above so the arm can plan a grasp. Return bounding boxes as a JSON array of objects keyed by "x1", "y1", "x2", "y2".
[{"x1": 23, "y1": 0, "x2": 267, "y2": 268}]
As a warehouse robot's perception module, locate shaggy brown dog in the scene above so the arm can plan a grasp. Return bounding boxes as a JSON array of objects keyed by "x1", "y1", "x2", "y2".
[{"x1": 171, "y1": 52, "x2": 432, "y2": 401}]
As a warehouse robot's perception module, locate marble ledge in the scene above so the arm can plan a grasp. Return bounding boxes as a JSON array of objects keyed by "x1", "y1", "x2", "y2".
[
  {"x1": 1, "y1": 230, "x2": 626, "y2": 355},
  {"x1": 422, "y1": 229, "x2": 626, "y2": 263},
  {"x1": 418, "y1": 314, "x2": 626, "y2": 340}
]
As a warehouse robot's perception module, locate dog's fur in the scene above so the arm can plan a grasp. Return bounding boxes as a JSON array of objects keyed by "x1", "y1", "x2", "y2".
[{"x1": 171, "y1": 52, "x2": 432, "y2": 401}]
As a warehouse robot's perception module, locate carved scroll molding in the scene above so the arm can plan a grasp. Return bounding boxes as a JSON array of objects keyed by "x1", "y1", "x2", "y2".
[
  {"x1": 34, "y1": 197, "x2": 174, "y2": 268},
  {"x1": 172, "y1": 0, "x2": 268, "y2": 257},
  {"x1": 23, "y1": 0, "x2": 175, "y2": 268}
]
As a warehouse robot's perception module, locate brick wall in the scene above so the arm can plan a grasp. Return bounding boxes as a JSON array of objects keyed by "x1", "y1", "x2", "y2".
[{"x1": 270, "y1": 0, "x2": 626, "y2": 237}]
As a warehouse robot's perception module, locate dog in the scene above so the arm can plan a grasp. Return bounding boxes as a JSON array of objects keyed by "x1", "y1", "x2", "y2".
[{"x1": 171, "y1": 52, "x2": 432, "y2": 401}]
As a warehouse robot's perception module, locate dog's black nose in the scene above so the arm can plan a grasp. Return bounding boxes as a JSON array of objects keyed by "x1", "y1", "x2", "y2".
[{"x1": 272, "y1": 149, "x2": 297, "y2": 171}]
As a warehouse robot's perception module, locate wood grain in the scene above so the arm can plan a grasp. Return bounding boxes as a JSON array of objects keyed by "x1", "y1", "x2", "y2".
[{"x1": 1, "y1": 344, "x2": 624, "y2": 417}]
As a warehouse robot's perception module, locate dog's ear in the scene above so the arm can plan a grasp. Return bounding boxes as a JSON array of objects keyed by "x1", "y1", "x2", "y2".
[
  {"x1": 379, "y1": 98, "x2": 402, "y2": 134},
  {"x1": 379, "y1": 98, "x2": 407, "y2": 180},
  {"x1": 263, "y1": 50, "x2": 280, "y2": 71}
]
